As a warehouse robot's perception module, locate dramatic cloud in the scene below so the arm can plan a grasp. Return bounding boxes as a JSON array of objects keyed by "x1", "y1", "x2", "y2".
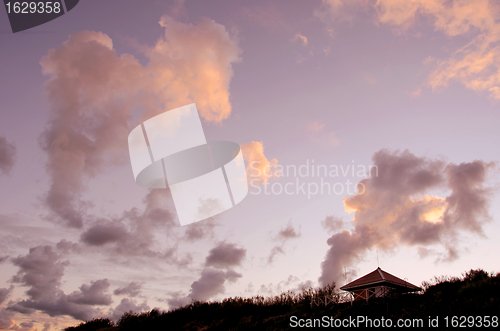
[
  {"x1": 242, "y1": 141, "x2": 280, "y2": 186},
  {"x1": 319, "y1": 149, "x2": 495, "y2": 287},
  {"x1": 189, "y1": 268, "x2": 242, "y2": 301},
  {"x1": 79, "y1": 189, "x2": 191, "y2": 266},
  {"x1": 205, "y1": 242, "x2": 246, "y2": 269},
  {"x1": 39, "y1": 15, "x2": 241, "y2": 227},
  {"x1": 0, "y1": 137, "x2": 16, "y2": 176},
  {"x1": 168, "y1": 243, "x2": 245, "y2": 306},
  {"x1": 317, "y1": 0, "x2": 500, "y2": 99},
  {"x1": 11, "y1": 246, "x2": 66, "y2": 301},
  {"x1": 268, "y1": 221, "x2": 301, "y2": 263},
  {"x1": 9, "y1": 245, "x2": 113, "y2": 321},
  {"x1": 113, "y1": 282, "x2": 142, "y2": 297}
]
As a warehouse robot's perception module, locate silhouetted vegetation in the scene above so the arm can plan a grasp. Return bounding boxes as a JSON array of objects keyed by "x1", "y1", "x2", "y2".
[{"x1": 65, "y1": 269, "x2": 500, "y2": 330}]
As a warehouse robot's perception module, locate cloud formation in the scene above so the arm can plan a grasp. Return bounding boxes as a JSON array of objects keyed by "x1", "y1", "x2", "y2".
[
  {"x1": 0, "y1": 137, "x2": 16, "y2": 176},
  {"x1": 39, "y1": 15, "x2": 241, "y2": 227},
  {"x1": 79, "y1": 189, "x2": 191, "y2": 266},
  {"x1": 0, "y1": 286, "x2": 13, "y2": 305},
  {"x1": 80, "y1": 223, "x2": 128, "y2": 246},
  {"x1": 9, "y1": 245, "x2": 113, "y2": 321},
  {"x1": 241, "y1": 141, "x2": 279, "y2": 186},
  {"x1": 268, "y1": 221, "x2": 301, "y2": 263},
  {"x1": 113, "y1": 282, "x2": 142, "y2": 297},
  {"x1": 319, "y1": 149, "x2": 495, "y2": 287},
  {"x1": 321, "y1": 215, "x2": 345, "y2": 234},
  {"x1": 317, "y1": 0, "x2": 500, "y2": 99},
  {"x1": 0, "y1": 309, "x2": 15, "y2": 330},
  {"x1": 167, "y1": 242, "x2": 246, "y2": 307},
  {"x1": 205, "y1": 242, "x2": 246, "y2": 269},
  {"x1": 67, "y1": 279, "x2": 112, "y2": 306},
  {"x1": 189, "y1": 268, "x2": 242, "y2": 302}
]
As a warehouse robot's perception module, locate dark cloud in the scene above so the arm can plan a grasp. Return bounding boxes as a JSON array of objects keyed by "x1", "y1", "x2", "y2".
[
  {"x1": 11, "y1": 246, "x2": 66, "y2": 300},
  {"x1": 321, "y1": 216, "x2": 344, "y2": 234},
  {"x1": 113, "y1": 281, "x2": 142, "y2": 297},
  {"x1": 0, "y1": 256, "x2": 9, "y2": 263},
  {"x1": 10, "y1": 296, "x2": 96, "y2": 321},
  {"x1": 0, "y1": 286, "x2": 13, "y2": 305},
  {"x1": 109, "y1": 298, "x2": 149, "y2": 322},
  {"x1": 189, "y1": 268, "x2": 242, "y2": 301},
  {"x1": 205, "y1": 242, "x2": 246, "y2": 269},
  {"x1": 319, "y1": 149, "x2": 495, "y2": 287},
  {"x1": 78, "y1": 190, "x2": 191, "y2": 266},
  {"x1": 68, "y1": 279, "x2": 112, "y2": 306},
  {"x1": 268, "y1": 221, "x2": 301, "y2": 263},
  {"x1": 0, "y1": 137, "x2": 16, "y2": 176},
  {"x1": 9, "y1": 245, "x2": 110, "y2": 321},
  {"x1": 80, "y1": 223, "x2": 128, "y2": 246}
]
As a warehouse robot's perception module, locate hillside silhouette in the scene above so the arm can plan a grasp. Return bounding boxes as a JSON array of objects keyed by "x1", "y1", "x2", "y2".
[{"x1": 65, "y1": 269, "x2": 499, "y2": 330}]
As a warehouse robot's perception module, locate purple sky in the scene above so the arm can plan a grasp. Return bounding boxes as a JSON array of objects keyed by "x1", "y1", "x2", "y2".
[{"x1": 1, "y1": 0, "x2": 500, "y2": 329}]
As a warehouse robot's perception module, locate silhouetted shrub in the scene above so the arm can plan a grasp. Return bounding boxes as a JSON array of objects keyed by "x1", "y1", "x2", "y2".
[
  {"x1": 64, "y1": 318, "x2": 114, "y2": 331},
  {"x1": 65, "y1": 268, "x2": 500, "y2": 331}
]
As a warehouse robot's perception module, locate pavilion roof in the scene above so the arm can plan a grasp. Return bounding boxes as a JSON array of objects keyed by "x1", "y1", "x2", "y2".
[{"x1": 340, "y1": 267, "x2": 421, "y2": 292}]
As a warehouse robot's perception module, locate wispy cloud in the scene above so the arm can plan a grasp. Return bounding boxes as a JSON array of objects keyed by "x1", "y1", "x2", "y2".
[
  {"x1": 307, "y1": 121, "x2": 339, "y2": 146},
  {"x1": 268, "y1": 221, "x2": 301, "y2": 264},
  {"x1": 317, "y1": 0, "x2": 500, "y2": 100},
  {"x1": 294, "y1": 33, "x2": 308, "y2": 46}
]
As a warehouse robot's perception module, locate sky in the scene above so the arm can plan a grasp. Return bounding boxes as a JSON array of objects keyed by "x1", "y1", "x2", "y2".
[{"x1": 1, "y1": 0, "x2": 500, "y2": 329}]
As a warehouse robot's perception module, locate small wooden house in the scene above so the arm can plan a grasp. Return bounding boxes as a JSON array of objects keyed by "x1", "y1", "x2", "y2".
[{"x1": 340, "y1": 267, "x2": 421, "y2": 302}]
